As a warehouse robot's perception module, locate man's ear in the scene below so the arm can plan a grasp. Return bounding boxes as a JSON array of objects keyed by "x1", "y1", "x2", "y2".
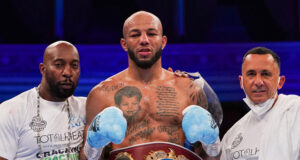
[
  {"x1": 39, "y1": 63, "x2": 46, "y2": 75},
  {"x1": 277, "y1": 75, "x2": 286, "y2": 90},
  {"x1": 120, "y1": 38, "x2": 128, "y2": 52},
  {"x1": 239, "y1": 75, "x2": 243, "y2": 89},
  {"x1": 161, "y1": 35, "x2": 167, "y2": 50}
]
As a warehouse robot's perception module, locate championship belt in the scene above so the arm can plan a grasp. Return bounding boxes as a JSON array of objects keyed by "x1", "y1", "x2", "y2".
[{"x1": 109, "y1": 142, "x2": 203, "y2": 160}]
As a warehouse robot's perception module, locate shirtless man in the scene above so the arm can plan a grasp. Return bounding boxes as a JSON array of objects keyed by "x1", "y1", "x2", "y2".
[{"x1": 81, "y1": 11, "x2": 220, "y2": 160}]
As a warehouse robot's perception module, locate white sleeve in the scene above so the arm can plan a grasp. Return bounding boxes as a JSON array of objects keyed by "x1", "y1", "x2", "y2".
[
  {"x1": 288, "y1": 101, "x2": 300, "y2": 159},
  {"x1": 0, "y1": 102, "x2": 19, "y2": 159}
]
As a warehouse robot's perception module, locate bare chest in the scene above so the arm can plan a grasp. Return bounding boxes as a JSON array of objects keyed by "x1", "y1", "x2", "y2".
[
  {"x1": 109, "y1": 84, "x2": 191, "y2": 145},
  {"x1": 113, "y1": 84, "x2": 190, "y2": 123}
]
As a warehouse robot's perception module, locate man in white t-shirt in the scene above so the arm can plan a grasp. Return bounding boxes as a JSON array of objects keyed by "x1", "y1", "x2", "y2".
[
  {"x1": 0, "y1": 41, "x2": 86, "y2": 160},
  {"x1": 221, "y1": 47, "x2": 300, "y2": 160}
]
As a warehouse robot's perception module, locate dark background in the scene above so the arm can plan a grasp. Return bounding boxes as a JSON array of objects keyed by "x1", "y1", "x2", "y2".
[
  {"x1": 0, "y1": 0, "x2": 299, "y2": 43},
  {"x1": 0, "y1": 0, "x2": 300, "y2": 137}
]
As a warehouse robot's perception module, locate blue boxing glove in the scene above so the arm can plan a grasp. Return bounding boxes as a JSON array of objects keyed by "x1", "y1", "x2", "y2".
[
  {"x1": 84, "y1": 106, "x2": 127, "y2": 159},
  {"x1": 87, "y1": 106, "x2": 127, "y2": 147},
  {"x1": 182, "y1": 105, "x2": 219, "y2": 145}
]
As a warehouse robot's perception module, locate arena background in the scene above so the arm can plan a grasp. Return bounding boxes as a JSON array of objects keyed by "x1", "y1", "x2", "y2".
[{"x1": 0, "y1": 0, "x2": 299, "y2": 138}]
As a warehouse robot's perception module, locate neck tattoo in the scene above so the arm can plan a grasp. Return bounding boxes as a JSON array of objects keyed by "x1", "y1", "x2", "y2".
[{"x1": 35, "y1": 87, "x2": 71, "y2": 160}]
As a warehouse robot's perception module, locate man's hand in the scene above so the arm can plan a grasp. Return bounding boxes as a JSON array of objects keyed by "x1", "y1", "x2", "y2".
[{"x1": 168, "y1": 67, "x2": 189, "y2": 77}]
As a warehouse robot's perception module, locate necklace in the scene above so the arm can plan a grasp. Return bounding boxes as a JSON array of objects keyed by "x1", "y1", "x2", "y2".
[{"x1": 35, "y1": 87, "x2": 71, "y2": 160}]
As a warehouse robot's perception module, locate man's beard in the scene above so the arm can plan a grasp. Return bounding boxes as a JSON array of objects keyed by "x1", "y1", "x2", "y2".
[
  {"x1": 128, "y1": 48, "x2": 162, "y2": 69},
  {"x1": 45, "y1": 72, "x2": 77, "y2": 99}
]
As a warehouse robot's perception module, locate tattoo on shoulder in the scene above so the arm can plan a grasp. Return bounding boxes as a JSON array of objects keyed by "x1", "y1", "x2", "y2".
[{"x1": 189, "y1": 83, "x2": 208, "y2": 109}]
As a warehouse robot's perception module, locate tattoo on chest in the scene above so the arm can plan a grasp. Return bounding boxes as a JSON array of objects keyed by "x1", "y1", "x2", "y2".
[
  {"x1": 168, "y1": 136, "x2": 180, "y2": 144},
  {"x1": 127, "y1": 119, "x2": 149, "y2": 135},
  {"x1": 101, "y1": 82, "x2": 125, "y2": 92},
  {"x1": 113, "y1": 86, "x2": 183, "y2": 145},
  {"x1": 114, "y1": 86, "x2": 142, "y2": 122},
  {"x1": 128, "y1": 127, "x2": 156, "y2": 145},
  {"x1": 157, "y1": 125, "x2": 180, "y2": 135},
  {"x1": 156, "y1": 86, "x2": 180, "y2": 117},
  {"x1": 127, "y1": 119, "x2": 152, "y2": 145},
  {"x1": 158, "y1": 125, "x2": 181, "y2": 144}
]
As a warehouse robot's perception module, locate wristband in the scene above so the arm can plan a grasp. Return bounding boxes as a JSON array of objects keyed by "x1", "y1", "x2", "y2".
[
  {"x1": 84, "y1": 142, "x2": 104, "y2": 160},
  {"x1": 202, "y1": 137, "x2": 221, "y2": 157}
]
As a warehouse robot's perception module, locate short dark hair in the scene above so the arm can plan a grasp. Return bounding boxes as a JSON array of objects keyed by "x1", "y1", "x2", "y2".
[
  {"x1": 114, "y1": 86, "x2": 142, "y2": 106},
  {"x1": 243, "y1": 47, "x2": 281, "y2": 69}
]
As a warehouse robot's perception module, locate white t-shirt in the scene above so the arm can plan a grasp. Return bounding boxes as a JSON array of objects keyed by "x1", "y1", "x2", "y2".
[
  {"x1": 0, "y1": 88, "x2": 86, "y2": 160},
  {"x1": 221, "y1": 94, "x2": 300, "y2": 160}
]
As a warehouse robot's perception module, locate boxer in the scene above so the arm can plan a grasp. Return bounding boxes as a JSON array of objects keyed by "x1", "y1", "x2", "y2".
[{"x1": 80, "y1": 11, "x2": 222, "y2": 160}]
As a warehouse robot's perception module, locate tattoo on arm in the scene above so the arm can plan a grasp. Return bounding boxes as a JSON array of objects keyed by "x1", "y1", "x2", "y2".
[{"x1": 189, "y1": 83, "x2": 208, "y2": 109}]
